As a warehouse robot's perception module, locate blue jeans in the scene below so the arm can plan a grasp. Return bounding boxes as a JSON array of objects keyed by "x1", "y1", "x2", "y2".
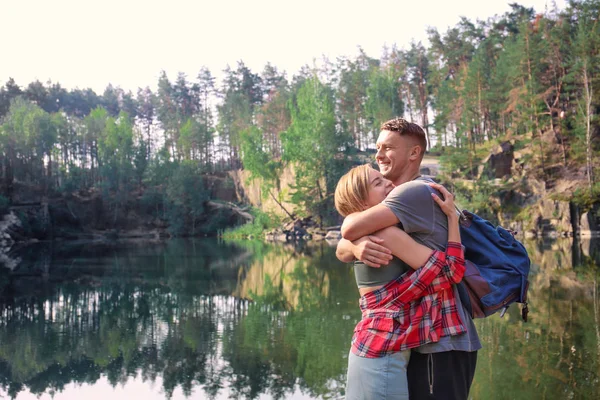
[{"x1": 345, "y1": 350, "x2": 411, "y2": 400}]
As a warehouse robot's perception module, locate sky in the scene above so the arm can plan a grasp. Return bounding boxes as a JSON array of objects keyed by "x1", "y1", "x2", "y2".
[
  {"x1": 1, "y1": 0, "x2": 567, "y2": 94},
  {"x1": 6, "y1": 375, "x2": 316, "y2": 400}
]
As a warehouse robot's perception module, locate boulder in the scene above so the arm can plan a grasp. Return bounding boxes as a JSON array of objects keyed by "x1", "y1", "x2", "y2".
[
  {"x1": 480, "y1": 142, "x2": 514, "y2": 179},
  {"x1": 580, "y1": 238, "x2": 597, "y2": 258},
  {"x1": 580, "y1": 211, "x2": 600, "y2": 237},
  {"x1": 325, "y1": 230, "x2": 341, "y2": 240},
  {"x1": 523, "y1": 177, "x2": 546, "y2": 197},
  {"x1": 524, "y1": 230, "x2": 538, "y2": 239},
  {"x1": 272, "y1": 233, "x2": 288, "y2": 242},
  {"x1": 312, "y1": 233, "x2": 326, "y2": 241},
  {"x1": 532, "y1": 199, "x2": 573, "y2": 235}
]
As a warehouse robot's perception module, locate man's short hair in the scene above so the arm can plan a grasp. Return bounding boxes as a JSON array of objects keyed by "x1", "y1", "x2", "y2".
[{"x1": 380, "y1": 117, "x2": 427, "y2": 155}]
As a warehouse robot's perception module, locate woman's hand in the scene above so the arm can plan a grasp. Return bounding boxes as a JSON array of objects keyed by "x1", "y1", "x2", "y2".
[
  {"x1": 351, "y1": 235, "x2": 393, "y2": 268},
  {"x1": 428, "y1": 182, "x2": 458, "y2": 220}
]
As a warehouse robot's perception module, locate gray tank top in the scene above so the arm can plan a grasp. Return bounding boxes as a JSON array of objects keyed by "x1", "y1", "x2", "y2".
[{"x1": 354, "y1": 257, "x2": 409, "y2": 288}]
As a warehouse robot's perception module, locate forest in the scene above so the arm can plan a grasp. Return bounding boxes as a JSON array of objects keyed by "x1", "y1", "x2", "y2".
[{"x1": 0, "y1": 0, "x2": 599, "y2": 237}]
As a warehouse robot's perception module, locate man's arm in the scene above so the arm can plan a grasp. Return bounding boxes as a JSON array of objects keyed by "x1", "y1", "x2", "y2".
[{"x1": 340, "y1": 204, "x2": 400, "y2": 241}]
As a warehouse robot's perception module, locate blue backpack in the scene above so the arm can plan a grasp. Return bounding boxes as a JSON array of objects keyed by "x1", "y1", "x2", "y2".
[{"x1": 456, "y1": 209, "x2": 531, "y2": 322}]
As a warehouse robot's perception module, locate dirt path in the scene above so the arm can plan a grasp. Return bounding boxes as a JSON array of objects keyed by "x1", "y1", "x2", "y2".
[{"x1": 421, "y1": 155, "x2": 440, "y2": 176}]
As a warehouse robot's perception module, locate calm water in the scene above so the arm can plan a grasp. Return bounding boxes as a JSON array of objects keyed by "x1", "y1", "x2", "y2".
[{"x1": 0, "y1": 238, "x2": 599, "y2": 400}]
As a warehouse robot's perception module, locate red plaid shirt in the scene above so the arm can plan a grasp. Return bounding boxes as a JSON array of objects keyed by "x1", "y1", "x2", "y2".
[{"x1": 351, "y1": 242, "x2": 466, "y2": 358}]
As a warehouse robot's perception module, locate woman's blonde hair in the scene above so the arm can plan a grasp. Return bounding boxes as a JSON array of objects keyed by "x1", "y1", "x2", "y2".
[{"x1": 334, "y1": 164, "x2": 373, "y2": 217}]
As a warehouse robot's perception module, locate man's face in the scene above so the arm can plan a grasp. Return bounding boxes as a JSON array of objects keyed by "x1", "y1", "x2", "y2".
[{"x1": 375, "y1": 130, "x2": 412, "y2": 183}]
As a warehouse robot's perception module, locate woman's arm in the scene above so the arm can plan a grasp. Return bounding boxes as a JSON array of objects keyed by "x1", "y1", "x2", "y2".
[
  {"x1": 439, "y1": 242, "x2": 465, "y2": 284},
  {"x1": 368, "y1": 236, "x2": 464, "y2": 308},
  {"x1": 428, "y1": 182, "x2": 464, "y2": 284},
  {"x1": 429, "y1": 182, "x2": 460, "y2": 244},
  {"x1": 375, "y1": 182, "x2": 464, "y2": 280},
  {"x1": 336, "y1": 237, "x2": 393, "y2": 267},
  {"x1": 358, "y1": 182, "x2": 463, "y2": 271},
  {"x1": 371, "y1": 226, "x2": 435, "y2": 270},
  {"x1": 340, "y1": 205, "x2": 399, "y2": 241}
]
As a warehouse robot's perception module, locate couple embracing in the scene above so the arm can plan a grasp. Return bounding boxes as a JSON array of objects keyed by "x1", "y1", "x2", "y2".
[{"x1": 334, "y1": 118, "x2": 481, "y2": 400}]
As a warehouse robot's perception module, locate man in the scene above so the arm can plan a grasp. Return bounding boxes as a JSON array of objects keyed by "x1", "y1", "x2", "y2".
[{"x1": 336, "y1": 117, "x2": 480, "y2": 399}]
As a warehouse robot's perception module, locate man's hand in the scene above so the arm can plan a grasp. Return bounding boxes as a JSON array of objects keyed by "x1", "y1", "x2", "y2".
[{"x1": 351, "y1": 236, "x2": 393, "y2": 268}]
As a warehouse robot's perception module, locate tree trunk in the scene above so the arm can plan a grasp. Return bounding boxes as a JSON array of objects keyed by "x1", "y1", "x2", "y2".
[
  {"x1": 525, "y1": 30, "x2": 545, "y2": 176},
  {"x1": 403, "y1": 80, "x2": 414, "y2": 122},
  {"x1": 583, "y1": 62, "x2": 595, "y2": 190},
  {"x1": 268, "y1": 189, "x2": 295, "y2": 220}
]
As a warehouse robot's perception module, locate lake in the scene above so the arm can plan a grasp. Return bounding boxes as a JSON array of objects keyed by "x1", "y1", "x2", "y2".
[{"x1": 0, "y1": 237, "x2": 599, "y2": 399}]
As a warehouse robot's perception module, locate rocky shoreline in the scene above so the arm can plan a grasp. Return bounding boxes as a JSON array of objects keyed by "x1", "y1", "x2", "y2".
[{"x1": 264, "y1": 217, "x2": 342, "y2": 243}]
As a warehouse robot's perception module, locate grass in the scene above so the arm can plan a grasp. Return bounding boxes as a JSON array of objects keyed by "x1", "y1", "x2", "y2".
[{"x1": 220, "y1": 208, "x2": 282, "y2": 240}]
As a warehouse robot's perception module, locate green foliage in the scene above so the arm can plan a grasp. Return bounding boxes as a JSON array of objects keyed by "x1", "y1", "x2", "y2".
[
  {"x1": 513, "y1": 204, "x2": 536, "y2": 229},
  {"x1": 365, "y1": 62, "x2": 404, "y2": 137},
  {"x1": 439, "y1": 147, "x2": 473, "y2": 175},
  {"x1": 2, "y1": 0, "x2": 600, "y2": 234},
  {"x1": 197, "y1": 208, "x2": 235, "y2": 234},
  {"x1": 282, "y1": 77, "x2": 351, "y2": 216},
  {"x1": 98, "y1": 111, "x2": 135, "y2": 191},
  {"x1": 571, "y1": 183, "x2": 600, "y2": 211},
  {"x1": 451, "y1": 178, "x2": 501, "y2": 222},
  {"x1": 240, "y1": 125, "x2": 282, "y2": 195},
  {"x1": 0, "y1": 195, "x2": 9, "y2": 215},
  {"x1": 336, "y1": 51, "x2": 380, "y2": 148},
  {"x1": 140, "y1": 186, "x2": 164, "y2": 218},
  {"x1": 248, "y1": 273, "x2": 289, "y2": 310},
  {"x1": 57, "y1": 165, "x2": 86, "y2": 194},
  {"x1": 164, "y1": 161, "x2": 211, "y2": 236},
  {"x1": 0, "y1": 97, "x2": 58, "y2": 187},
  {"x1": 221, "y1": 208, "x2": 281, "y2": 239}
]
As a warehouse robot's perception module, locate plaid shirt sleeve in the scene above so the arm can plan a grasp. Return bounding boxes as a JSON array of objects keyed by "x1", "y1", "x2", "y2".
[
  {"x1": 441, "y1": 241, "x2": 466, "y2": 284},
  {"x1": 424, "y1": 241, "x2": 466, "y2": 296}
]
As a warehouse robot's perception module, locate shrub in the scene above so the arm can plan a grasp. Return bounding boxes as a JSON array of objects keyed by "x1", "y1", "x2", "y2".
[
  {"x1": 221, "y1": 208, "x2": 281, "y2": 239},
  {"x1": 0, "y1": 195, "x2": 9, "y2": 215}
]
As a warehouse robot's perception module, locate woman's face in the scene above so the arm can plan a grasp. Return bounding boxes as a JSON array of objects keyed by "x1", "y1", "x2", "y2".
[{"x1": 365, "y1": 168, "x2": 394, "y2": 208}]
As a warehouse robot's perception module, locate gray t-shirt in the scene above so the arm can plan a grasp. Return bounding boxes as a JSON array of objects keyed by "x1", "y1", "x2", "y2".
[{"x1": 382, "y1": 179, "x2": 482, "y2": 354}]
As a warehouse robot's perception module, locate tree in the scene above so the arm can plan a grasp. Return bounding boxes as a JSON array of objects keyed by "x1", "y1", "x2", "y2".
[
  {"x1": 569, "y1": 0, "x2": 600, "y2": 190},
  {"x1": 240, "y1": 125, "x2": 294, "y2": 219},
  {"x1": 102, "y1": 84, "x2": 121, "y2": 117},
  {"x1": 83, "y1": 107, "x2": 109, "y2": 185},
  {"x1": 407, "y1": 42, "x2": 432, "y2": 147},
  {"x1": 156, "y1": 71, "x2": 178, "y2": 158},
  {"x1": 0, "y1": 78, "x2": 23, "y2": 119},
  {"x1": 365, "y1": 61, "x2": 404, "y2": 141},
  {"x1": 257, "y1": 65, "x2": 290, "y2": 159},
  {"x1": 196, "y1": 67, "x2": 216, "y2": 167},
  {"x1": 282, "y1": 76, "x2": 349, "y2": 217},
  {"x1": 136, "y1": 86, "x2": 156, "y2": 157},
  {"x1": 97, "y1": 111, "x2": 135, "y2": 225},
  {"x1": 217, "y1": 62, "x2": 262, "y2": 168},
  {"x1": 336, "y1": 49, "x2": 378, "y2": 149}
]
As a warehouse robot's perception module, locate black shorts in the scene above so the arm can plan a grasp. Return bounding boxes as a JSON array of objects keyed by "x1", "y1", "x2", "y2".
[{"x1": 407, "y1": 350, "x2": 478, "y2": 400}]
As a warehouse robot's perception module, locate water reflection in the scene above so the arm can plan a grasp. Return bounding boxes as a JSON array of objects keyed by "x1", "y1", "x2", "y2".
[{"x1": 0, "y1": 238, "x2": 598, "y2": 399}]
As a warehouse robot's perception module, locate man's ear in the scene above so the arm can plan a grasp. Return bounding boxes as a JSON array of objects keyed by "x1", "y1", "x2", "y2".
[{"x1": 409, "y1": 145, "x2": 422, "y2": 161}]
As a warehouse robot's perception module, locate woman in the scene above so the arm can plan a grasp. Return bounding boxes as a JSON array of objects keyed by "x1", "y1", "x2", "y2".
[{"x1": 334, "y1": 164, "x2": 465, "y2": 400}]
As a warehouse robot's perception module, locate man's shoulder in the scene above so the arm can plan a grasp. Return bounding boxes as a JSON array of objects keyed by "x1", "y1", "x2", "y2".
[{"x1": 388, "y1": 179, "x2": 432, "y2": 198}]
